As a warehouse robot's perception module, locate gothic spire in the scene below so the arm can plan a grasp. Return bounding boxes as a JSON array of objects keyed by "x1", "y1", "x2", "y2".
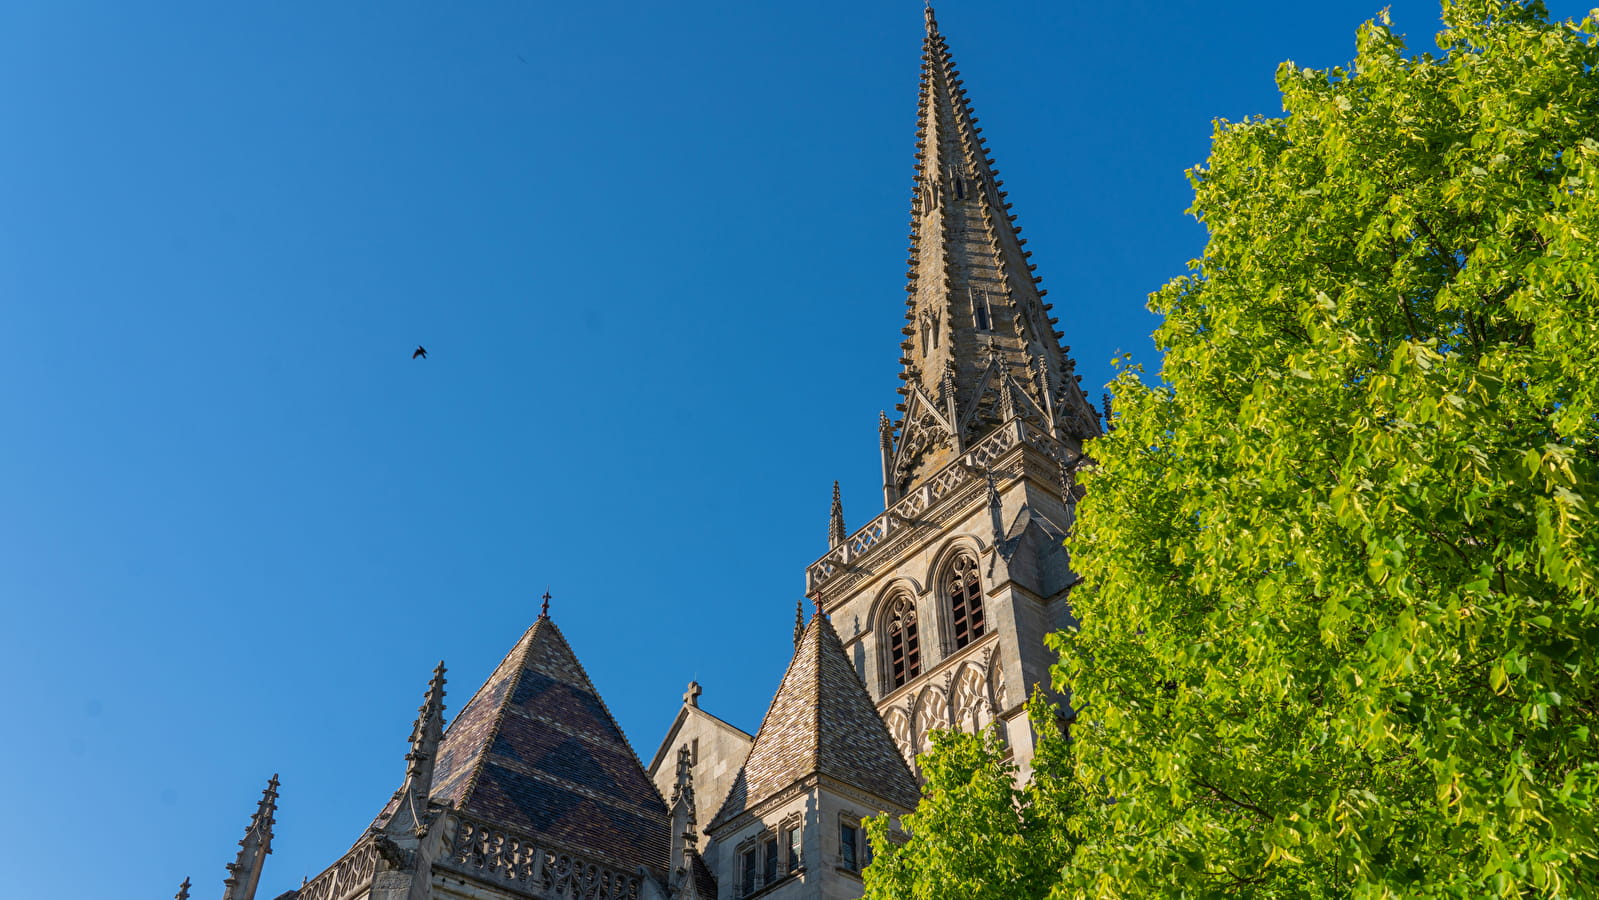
[
  {"x1": 175, "y1": 876, "x2": 191, "y2": 900},
  {"x1": 888, "y1": 6, "x2": 1100, "y2": 496},
  {"x1": 828, "y1": 481, "x2": 847, "y2": 548},
  {"x1": 221, "y1": 774, "x2": 278, "y2": 900},
  {"x1": 793, "y1": 598, "x2": 805, "y2": 647},
  {"x1": 386, "y1": 661, "x2": 447, "y2": 835}
]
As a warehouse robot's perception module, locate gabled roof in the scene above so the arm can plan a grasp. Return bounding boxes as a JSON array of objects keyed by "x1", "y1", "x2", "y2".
[
  {"x1": 711, "y1": 614, "x2": 920, "y2": 829},
  {"x1": 427, "y1": 614, "x2": 670, "y2": 879},
  {"x1": 646, "y1": 703, "x2": 752, "y2": 778}
]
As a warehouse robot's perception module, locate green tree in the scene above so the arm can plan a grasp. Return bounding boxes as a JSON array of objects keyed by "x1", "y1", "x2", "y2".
[
  {"x1": 1058, "y1": 2, "x2": 1599, "y2": 896},
  {"x1": 861, "y1": 695, "x2": 1076, "y2": 900}
]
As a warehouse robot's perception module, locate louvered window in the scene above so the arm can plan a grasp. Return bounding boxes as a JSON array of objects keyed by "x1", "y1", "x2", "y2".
[
  {"x1": 885, "y1": 596, "x2": 921, "y2": 690},
  {"x1": 948, "y1": 554, "x2": 985, "y2": 649}
]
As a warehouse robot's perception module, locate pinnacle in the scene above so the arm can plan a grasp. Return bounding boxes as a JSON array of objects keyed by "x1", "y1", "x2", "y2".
[{"x1": 828, "y1": 481, "x2": 847, "y2": 548}]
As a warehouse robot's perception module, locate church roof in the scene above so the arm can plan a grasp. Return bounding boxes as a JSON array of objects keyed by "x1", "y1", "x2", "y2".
[
  {"x1": 428, "y1": 614, "x2": 670, "y2": 879},
  {"x1": 711, "y1": 614, "x2": 920, "y2": 828}
]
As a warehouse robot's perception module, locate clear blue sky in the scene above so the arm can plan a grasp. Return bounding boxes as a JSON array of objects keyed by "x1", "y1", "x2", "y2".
[{"x1": 2, "y1": 1, "x2": 1585, "y2": 896}]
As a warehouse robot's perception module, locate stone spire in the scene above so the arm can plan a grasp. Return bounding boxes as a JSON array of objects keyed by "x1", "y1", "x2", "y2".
[
  {"x1": 887, "y1": 5, "x2": 1100, "y2": 496},
  {"x1": 221, "y1": 774, "x2": 278, "y2": 900},
  {"x1": 386, "y1": 661, "x2": 446, "y2": 835},
  {"x1": 175, "y1": 876, "x2": 191, "y2": 900},
  {"x1": 828, "y1": 481, "x2": 847, "y2": 548},
  {"x1": 793, "y1": 598, "x2": 806, "y2": 647}
]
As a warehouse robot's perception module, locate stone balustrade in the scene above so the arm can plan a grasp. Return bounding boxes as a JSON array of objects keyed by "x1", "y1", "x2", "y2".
[
  {"x1": 295, "y1": 838, "x2": 377, "y2": 900},
  {"x1": 439, "y1": 815, "x2": 643, "y2": 900},
  {"x1": 807, "y1": 420, "x2": 1054, "y2": 594}
]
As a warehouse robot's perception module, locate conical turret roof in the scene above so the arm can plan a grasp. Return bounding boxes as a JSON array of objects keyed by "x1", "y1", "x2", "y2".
[
  {"x1": 711, "y1": 614, "x2": 920, "y2": 827},
  {"x1": 427, "y1": 614, "x2": 670, "y2": 879},
  {"x1": 891, "y1": 7, "x2": 1100, "y2": 495}
]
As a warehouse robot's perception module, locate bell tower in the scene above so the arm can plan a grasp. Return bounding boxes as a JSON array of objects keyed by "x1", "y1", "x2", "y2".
[{"x1": 807, "y1": 6, "x2": 1098, "y2": 778}]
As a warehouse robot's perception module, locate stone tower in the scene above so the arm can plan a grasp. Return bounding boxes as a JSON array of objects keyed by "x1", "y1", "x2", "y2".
[
  {"x1": 804, "y1": 6, "x2": 1099, "y2": 778},
  {"x1": 182, "y1": 9, "x2": 1095, "y2": 900}
]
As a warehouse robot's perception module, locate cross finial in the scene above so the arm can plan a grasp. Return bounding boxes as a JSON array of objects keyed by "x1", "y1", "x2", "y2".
[
  {"x1": 540, "y1": 589, "x2": 551, "y2": 618},
  {"x1": 683, "y1": 680, "x2": 702, "y2": 708}
]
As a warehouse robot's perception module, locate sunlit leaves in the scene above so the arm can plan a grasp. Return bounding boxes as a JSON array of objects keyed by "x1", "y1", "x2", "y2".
[
  {"x1": 1057, "y1": 2, "x2": 1599, "y2": 896},
  {"x1": 861, "y1": 696, "x2": 1077, "y2": 900}
]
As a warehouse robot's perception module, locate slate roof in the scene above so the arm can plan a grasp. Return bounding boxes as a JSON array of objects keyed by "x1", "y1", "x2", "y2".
[
  {"x1": 428, "y1": 615, "x2": 670, "y2": 880},
  {"x1": 711, "y1": 614, "x2": 921, "y2": 828}
]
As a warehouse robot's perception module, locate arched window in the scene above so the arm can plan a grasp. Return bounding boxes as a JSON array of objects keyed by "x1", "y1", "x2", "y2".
[
  {"x1": 946, "y1": 554, "x2": 985, "y2": 650},
  {"x1": 884, "y1": 595, "x2": 921, "y2": 690}
]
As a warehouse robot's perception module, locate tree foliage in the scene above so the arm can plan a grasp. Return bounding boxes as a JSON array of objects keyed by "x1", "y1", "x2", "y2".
[
  {"x1": 1057, "y1": 2, "x2": 1599, "y2": 896},
  {"x1": 861, "y1": 696, "x2": 1076, "y2": 900}
]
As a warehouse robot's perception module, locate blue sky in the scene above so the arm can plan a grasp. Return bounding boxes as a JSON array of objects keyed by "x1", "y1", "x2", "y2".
[{"x1": 2, "y1": 1, "x2": 1586, "y2": 896}]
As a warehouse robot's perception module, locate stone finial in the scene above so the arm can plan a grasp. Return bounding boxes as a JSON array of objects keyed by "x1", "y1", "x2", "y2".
[
  {"x1": 221, "y1": 775, "x2": 279, "y2": 900},
  {"x1": 999, "y1": 372, "x2": 1019, "y2": 421},
  {"x1": 683, "y1": 681, "x2": 702, "y2": 708},
  {"x1": 174, "y1": 876, "x2": 191, "y2": 900},
  {"x1": 828, "y1": 481, "x2": 847, "y2": 549},
  {"x1": 794, "y1": 599, "x2": 806, "y2": 647},
  {"x1": 540, "y1": 589, "x2": 552, "y2": 618}
]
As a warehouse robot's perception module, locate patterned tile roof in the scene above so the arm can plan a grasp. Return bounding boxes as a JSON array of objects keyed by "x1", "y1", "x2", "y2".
[
  {"x1": 711, "y1": 614, "x2": 921, "y2": 828},
  {"x1": 428, "y1": 615, "x2": 670, "y2": 879}
]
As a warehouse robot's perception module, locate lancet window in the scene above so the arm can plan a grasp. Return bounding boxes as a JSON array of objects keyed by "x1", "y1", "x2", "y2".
[
  {"x1": 972, "y1": 289, "x2": 993, "y2": 331},
  {"x1": 884, "y1": 595, "x2": 921, "y2": 690},
  {"x1": 946, "y1": 554, "x2": 986, "y2": 650}
]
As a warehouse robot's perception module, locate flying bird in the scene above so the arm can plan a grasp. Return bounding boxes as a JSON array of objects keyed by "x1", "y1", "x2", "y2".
[{"x1": 413, "y1": 346, "x2": 427, "y2": 359}]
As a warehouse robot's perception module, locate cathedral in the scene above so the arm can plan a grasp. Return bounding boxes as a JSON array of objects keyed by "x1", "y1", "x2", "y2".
[{"x1": 190, "y1": 8, "x2": 1100, "y2": 900}]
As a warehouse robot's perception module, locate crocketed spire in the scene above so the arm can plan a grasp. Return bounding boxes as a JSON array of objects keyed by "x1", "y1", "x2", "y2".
[
  {"x1": 221, "y1": 774, "x2": 279, "y2": 900},
  {"x1": 380, "y1": 660, "x2": 447, "y2": 836},
  {"x1": 887, "y1": 6, "x2": 1100, "y2": 499}
]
